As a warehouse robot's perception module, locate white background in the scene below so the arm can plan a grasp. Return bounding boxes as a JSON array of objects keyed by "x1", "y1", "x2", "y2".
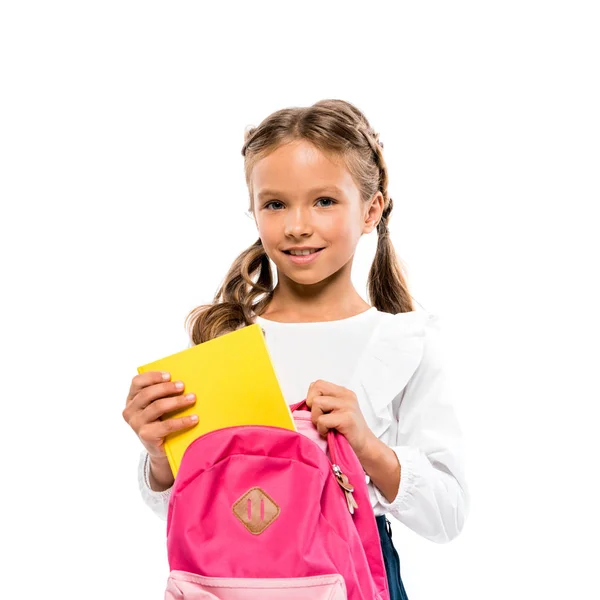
[{"x1": 1, "y1": 1, "x2": 598, "y2": 598}]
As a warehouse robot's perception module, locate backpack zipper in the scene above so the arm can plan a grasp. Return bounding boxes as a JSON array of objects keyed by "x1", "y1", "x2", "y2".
[
  {"x1": 185, "y1": 421, "x2": 359, "y2": 514},
  {"x1": 331, "y1": 463, "x2": 359, "y2": 514},
  {"x1": 324, "y1": 428, "x2": 358, "y2": 514},
  {"x1": 291, "y1": 403, "x2": 360, "y2": 516}
]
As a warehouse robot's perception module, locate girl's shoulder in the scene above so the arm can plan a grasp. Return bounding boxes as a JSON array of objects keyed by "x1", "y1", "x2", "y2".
[
  {"x1": 371, "y1": 307, "x2": 440, "y2": 334},
  {"x1": 348, "y1": 308, "x2": 442, "y2": 436},
  {"x1": 361, "y1": 307, "x2": 441, "y2": 371}
]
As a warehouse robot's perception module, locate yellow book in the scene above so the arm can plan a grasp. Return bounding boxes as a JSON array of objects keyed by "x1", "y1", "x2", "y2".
[{"x1": 137, "y1": 323, "x2": 296, "y2": 478}]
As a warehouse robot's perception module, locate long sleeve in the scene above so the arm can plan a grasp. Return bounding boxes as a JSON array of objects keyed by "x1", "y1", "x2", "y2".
[
  {"x1": 138, "y1": 450, "x2": 172, "y2": 521},
  {"x1": 370, "y1": 315, "x2": 470, "y2": 543},
  {"x1": 137, "y1": 339, "x2": 195, "y2": 520}
]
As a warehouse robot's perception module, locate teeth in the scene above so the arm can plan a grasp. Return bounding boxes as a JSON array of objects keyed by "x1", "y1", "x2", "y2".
[{"x1": 290, "y1": 249, "x2": 319, "y2": 256}]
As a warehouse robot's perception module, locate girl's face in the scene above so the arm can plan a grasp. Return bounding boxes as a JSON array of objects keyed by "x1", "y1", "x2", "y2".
[{"x1": 251, "y1": 139, "x2": 382, "y2": 287}]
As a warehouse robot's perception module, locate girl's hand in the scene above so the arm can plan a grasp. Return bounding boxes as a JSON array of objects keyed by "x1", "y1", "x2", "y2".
[
  {"x1": 122, "y1": 371, "x2": 198, "y2": 460},
  {"x1": 305, "y1": 380, "x2": 376, "y2": 458}
]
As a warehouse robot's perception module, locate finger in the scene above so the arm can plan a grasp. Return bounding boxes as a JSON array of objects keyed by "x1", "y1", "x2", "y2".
[
  {"x1": 306, "y1": 381, "x2": 339, "y2": 406},
  {"x1": 126, "y1": 371, "x2": 171, "y2": 405},
  {"x1": 132, "y1": 379, "x2": 187, "y2": 411},
  {"x1": 138, "y1": 415, "x2": 199, "y2": 445},
  {"x1": 142, "y1": 393, "x2": 196, "y2": 424},
  {"x1": 310, "y1": 402, "x2": 324, "y2": 427},
  {"x1": 309, "y1": 396, "x2": 330, "y2": 425},
  {"x1": 123, "y1": 379, "x2": 187, "y2": 427},
  {"x1": 156, "y1": 415, "x2": 199, "y2": 438},
  {"x1": 304, "y1": 385, "x2": 320, "y2": 422},
  {"x1": 305, "y1": 381, "x2": 320, "y2": 409},
  {"x1": 307, "y1": 395, "x2": 339, "y2": 431},
  {"x1": 310, "y1": 379, "x2": 347, "y2": 397},
  {"x1": 310, "y1": 395, "x2": 339, "y2": 414},
  {"x1": 316, "y1": 413, "x2": 340, "y2": 438}
]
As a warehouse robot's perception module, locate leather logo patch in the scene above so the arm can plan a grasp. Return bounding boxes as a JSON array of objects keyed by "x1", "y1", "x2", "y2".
[{"x1": 232, "y1": 487, "x2": 280, "y2": 535}]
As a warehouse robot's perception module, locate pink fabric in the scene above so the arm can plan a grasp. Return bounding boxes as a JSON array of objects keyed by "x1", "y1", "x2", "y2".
[
  {"x1": 164, "y1": 403, "x2": 389, "y2": 600},
  {"x1": 165, "y1": 570, "x2": 347, "y2": 599},
  {"x1": 293, "y1": 410, "x2": 329, "y2": 456}
]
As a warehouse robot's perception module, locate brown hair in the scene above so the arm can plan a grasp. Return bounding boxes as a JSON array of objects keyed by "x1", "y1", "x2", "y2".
[{"x1": 185, "y1": 99, "x2": 416, "y2": 344}]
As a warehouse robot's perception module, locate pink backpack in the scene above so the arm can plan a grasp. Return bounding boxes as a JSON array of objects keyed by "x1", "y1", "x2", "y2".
[{"x1": 164, "y1": 399, "x2": 390, "y2": 600}]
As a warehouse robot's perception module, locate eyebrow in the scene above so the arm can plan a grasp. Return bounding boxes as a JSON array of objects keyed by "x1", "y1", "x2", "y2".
[{"x1": 256, "y1": 186, "x2": 344, "y2": 201}]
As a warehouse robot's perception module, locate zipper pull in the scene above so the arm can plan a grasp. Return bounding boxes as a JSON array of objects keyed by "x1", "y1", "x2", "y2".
[
  {"x1": 332, "y1": 464, "x2": 359, "y2": 513},
  {"x1": 344, "y1": 489, "x2": 359, "y2": 514},
  {"x1": 332, "y1": 464, "x2": 354, "y2": 491},
  {"x1": 336, "y1": 472, "x2": 354, "y2": 492}
]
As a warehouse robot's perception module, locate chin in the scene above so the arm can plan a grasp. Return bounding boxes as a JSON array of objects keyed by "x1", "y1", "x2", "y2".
[{"x1": 280, "y1": 265, "x2": 346, "y2": 287}]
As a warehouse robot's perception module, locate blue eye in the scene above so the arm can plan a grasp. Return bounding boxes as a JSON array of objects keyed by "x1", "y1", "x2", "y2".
[
  {"x1": 264, "y1": 198, "x2": 336, "y2": 210},
  {"x1": 316, "y1": 197, "x2": 336, "y2": 207},
  {"x1": 264, "y1": 201, "x2": 284, "y2": 210}
]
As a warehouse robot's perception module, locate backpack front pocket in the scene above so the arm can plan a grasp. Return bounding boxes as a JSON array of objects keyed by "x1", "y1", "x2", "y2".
[{"x1": 165, "y1": 569, "x2": 347, "y2": 599}]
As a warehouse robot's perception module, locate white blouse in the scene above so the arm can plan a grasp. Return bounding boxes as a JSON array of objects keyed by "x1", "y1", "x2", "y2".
[{"x1": 137, "y1": 307, "x2": 470, "y2": 543}]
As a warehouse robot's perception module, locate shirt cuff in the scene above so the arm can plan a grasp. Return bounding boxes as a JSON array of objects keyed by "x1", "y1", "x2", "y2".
[
  {"x1": 139, "y1": 451, "x2": 173, "y2": 501},
  {"x1": 371, "y1": 445, "x2": 420, "y2": 513}
]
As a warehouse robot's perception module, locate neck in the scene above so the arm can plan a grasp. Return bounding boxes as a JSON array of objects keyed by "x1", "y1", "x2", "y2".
[{"x1": 261, "y1": 272, "x2": 371, "y2": 323}]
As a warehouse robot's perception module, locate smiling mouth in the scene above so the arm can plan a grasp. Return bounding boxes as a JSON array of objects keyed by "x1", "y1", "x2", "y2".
[
  {"x1": 281, "y1": 247, "x2": 325, "y2": 264},
  {"x1": 282, "y1": 248, "x2": 325, "y2": 255}
]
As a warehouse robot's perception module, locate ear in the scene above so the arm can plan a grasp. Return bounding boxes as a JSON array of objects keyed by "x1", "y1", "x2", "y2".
[{"x1": 362, "y1": 192, "x2": 385, "y2": 235}]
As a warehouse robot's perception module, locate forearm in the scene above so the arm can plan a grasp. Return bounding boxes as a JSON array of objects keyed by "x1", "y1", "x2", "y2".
[
  {"x1": 355, "y1": 434, "x2": 401, "y2": 504},
  {"x1": 149, "y1": 455, "x2": 174, "y2": 491}
]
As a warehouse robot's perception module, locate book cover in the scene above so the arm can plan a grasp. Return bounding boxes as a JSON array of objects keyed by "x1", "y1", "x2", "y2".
[{"x1": 137, "y1": 323, "x2": 296, "y2": 478}]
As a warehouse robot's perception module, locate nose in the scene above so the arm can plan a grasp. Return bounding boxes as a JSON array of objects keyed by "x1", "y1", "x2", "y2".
[{"x1": 284, "y1": 206, "x2": 313, "y2": 238}]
